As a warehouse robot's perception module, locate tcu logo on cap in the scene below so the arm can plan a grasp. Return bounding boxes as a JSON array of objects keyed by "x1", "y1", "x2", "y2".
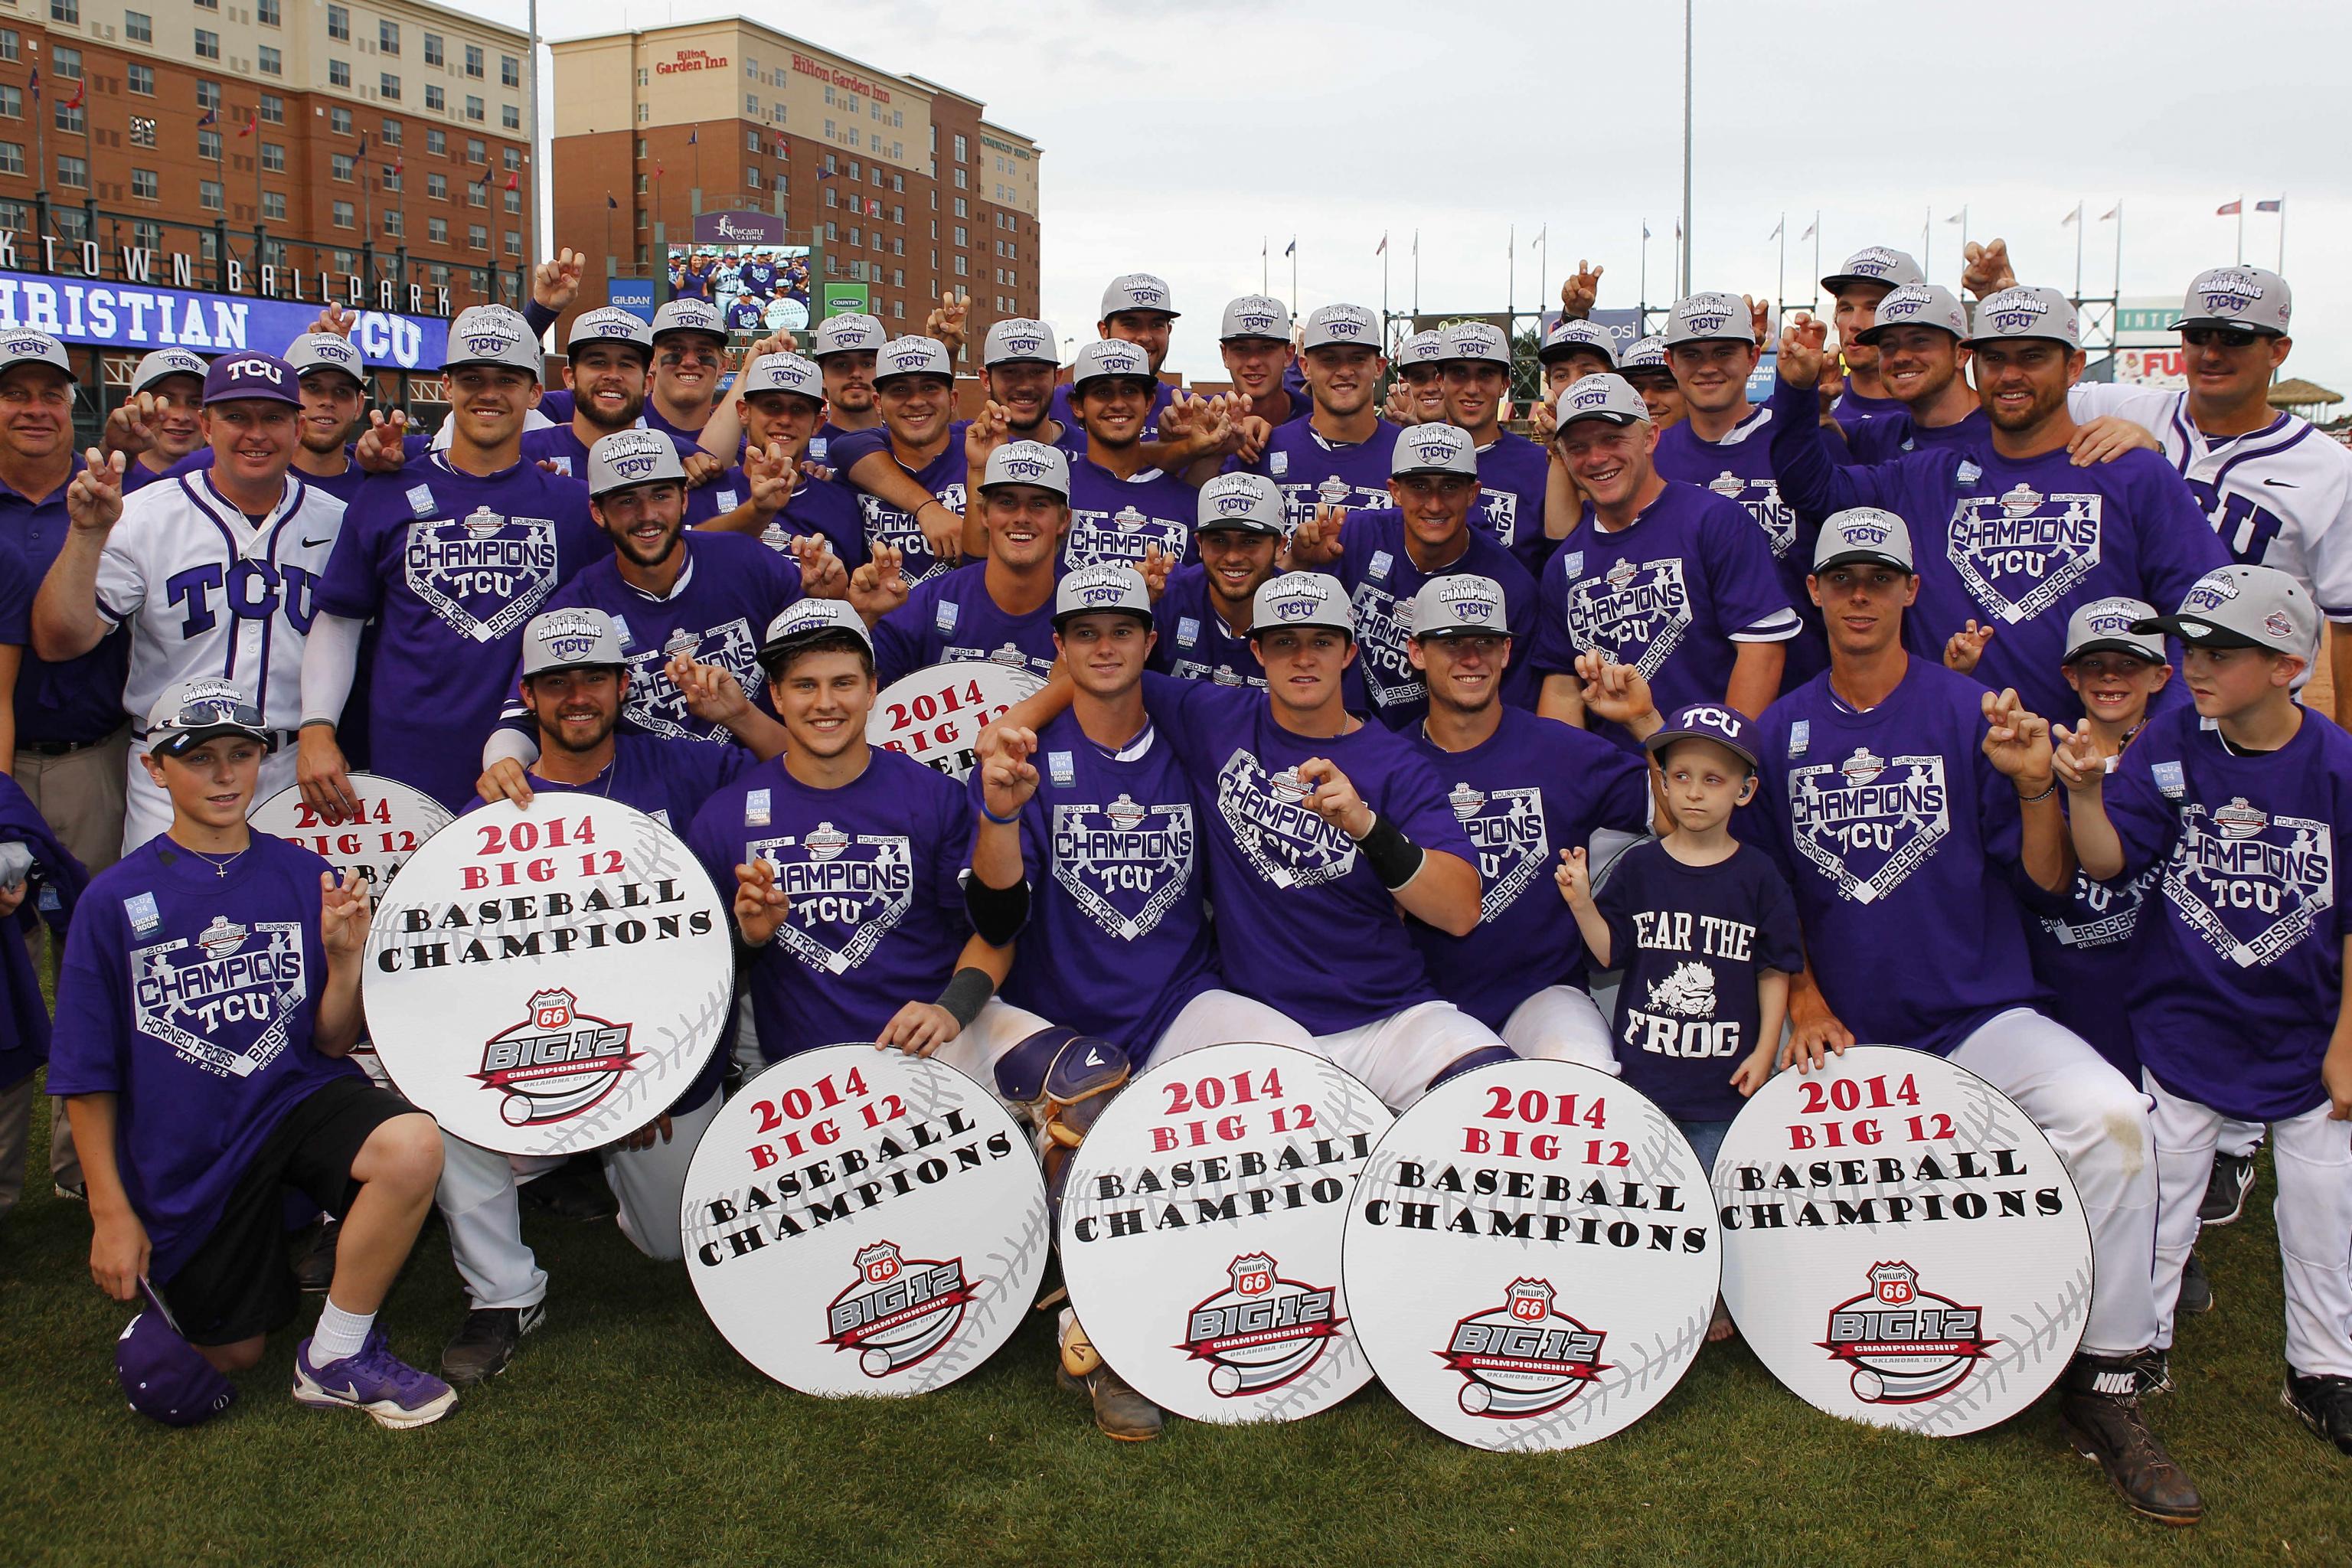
[
  {"x1": 1236, "y1": 308, "x2": 1277, "y2": 333},
  {"x1": 1439, "y1": 578, "x2": 1498, "y2": 620},
  {"x1": 1409, "y1": 430, "x2": 1460, "y2": 462},
  {"x1": 1275, "y1": 592, "x2": 1321, "y2": 621},
  {"x1": 1841, "y1": 518, "x2": 1891, "y2": 545},
  {"x1": 5, "y1": 335, "x2": 50, "y2": 356},
  {"x1": 1681, "y1": 704, "x2": 1740, "y2": 739},
  {"x1": 222, "y1": 355, "x2": 283, "y2": 384},
  {"x1": 1849, "y1": 250, "x2": 1897, "y2": 278},
  {"x1": 884, "y1": 344, "x2": 935, "y2": 374},
  {"x1": 537, "y1": 611, "x2": 606, "y2": 662},
  {"x1": 605, "y1": 433, "x2": 665, "y2": 479},
  {"x1": 1571, "y1": 382, "x2": 1612, "y2": 409},
  {"x1": 1981, "y1": 289, "x2": 2049, "y2": 332},
  {"x1": 2184, "y1": 570, "x2": 2240, "y2": 610},
  {"x1": 1213, "y1": 488, "x2": 1259, "y2": 517},
  {"x1": 1097, "y1": 343, "x2": 1146, "y2": 372},
  {"x1": 464, "y1": 328, "x2": 516, "y2": 355},
  {"x1": 1119, "y1": 278, "x2": 1166, "y2": 307},
  {"x1": 1322, "y1": 317, "x2": 1364, "y2": 339},
  {"x1": 998, "y1": 445, "x2": 1054, "y2": 482},
  {"x1": 1069, "y1": 567, "x2": 1133, "y2": 606},
  {"x1": 2199, "y1": 270, "x2": 2264, "y2": 313},
  {"x1": 1678, "y1": 295, "x2": 1736, "y2": 333},
  {"x1": 311, "y1": 337, "x2": 360, "y2": 363},
  {"x1": 1003, "y1": 331, "x2": 1043, "y2": 356},
  {"x1": 1878, "y1": 286, "x2": 1929, "y2": 319},
  {"x1": 2088, "y1": 608, "x2": 2135, "y2": 635}
]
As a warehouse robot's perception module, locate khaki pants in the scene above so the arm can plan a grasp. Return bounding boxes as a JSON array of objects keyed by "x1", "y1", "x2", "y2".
[{"x1": 12, "y1": 724, "x2": 131, "y2": 1189}]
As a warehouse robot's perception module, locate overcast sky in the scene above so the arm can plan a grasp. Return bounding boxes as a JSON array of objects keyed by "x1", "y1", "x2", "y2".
[{"x1": 499, "y1": 0, "x2": 2348, "y2": 397}]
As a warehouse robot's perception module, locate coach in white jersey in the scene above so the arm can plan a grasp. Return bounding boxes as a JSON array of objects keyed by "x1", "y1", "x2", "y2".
[
  {"x1": 2065, "y1": 267, "x2": 2352, "y2": 724},
  {"x1": 31, "y1": 352, "x2": 340, "y2": 852}
]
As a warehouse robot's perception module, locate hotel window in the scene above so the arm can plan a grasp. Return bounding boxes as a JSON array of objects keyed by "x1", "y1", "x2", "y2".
[
  {"x1": 261, "y1": 142, "x2": 285, "y2": 172},
  {"x1": 327, "y1": 5, "x2": 348, "y2": 41},
  {"x1": 379, "y1": 21, "x2": 398, "y2": 54},
  {"x1": 333, "y1": 200, "x2": 355, "y2": 227},
  {"x1": 262, "y1": 191, "x2": 286, "y2": 220},
  {"x1": 426, "y1": 34, "x2": 443, "y2": 67},
  {"x1": 127, "y1": 63, "x2": 154, "y2": 93},
  {"x1": 122, "y1": 8, "x2": 148, "y2": 42}
]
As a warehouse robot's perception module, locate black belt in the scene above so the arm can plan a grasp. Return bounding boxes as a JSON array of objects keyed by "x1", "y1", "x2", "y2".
[{"x1": 20, "y1": 730, "x2": 123, "y2": 756}]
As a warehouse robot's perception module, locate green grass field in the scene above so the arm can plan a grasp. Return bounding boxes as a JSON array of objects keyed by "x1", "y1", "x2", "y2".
[{"x1": 1, "y1": 1084, "x2": 2342, "y2": 1568}]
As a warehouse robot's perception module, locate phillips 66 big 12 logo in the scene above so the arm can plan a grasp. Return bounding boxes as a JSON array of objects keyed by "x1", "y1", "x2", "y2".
[{"x1": 1176, "y1": 1253, "x2": 1344, "y2": 1399}]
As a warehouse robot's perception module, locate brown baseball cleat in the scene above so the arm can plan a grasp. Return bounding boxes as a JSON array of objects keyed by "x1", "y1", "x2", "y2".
[
  {"x1": 1058, "y1": 1361, "x2": 1165, "y2": 1442},
  {"x1": 2060, "y1": 1355, "x2": 2202, "y2": 1525}
]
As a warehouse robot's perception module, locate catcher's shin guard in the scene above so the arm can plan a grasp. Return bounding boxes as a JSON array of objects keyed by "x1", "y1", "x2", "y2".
[{"x1": 994, "y1": 1027, "x2": 1130, "y2": 1148}]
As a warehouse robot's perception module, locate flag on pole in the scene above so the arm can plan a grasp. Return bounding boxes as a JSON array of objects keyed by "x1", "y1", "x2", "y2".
[
  {"x1": 2256, "y1": 198, "x2": 2283, "y2": 213},
  {"x1": 815, "y1": 165, "x2": 835, "y2": 181},
  {"x1": 1284, "y1": 237, "x2": 1295, "y2": 256},
  {"x1": 1642, "y1": 221, "x2": 1652, "y2": 240},
  {"x1": 2060, "y1": 204, "x2": 2081, "y2": 226},
  {"x1": 1530, "y1": 224, "x2": 1546, "y2": 248},
  {"x1": 26, "y1": 67, "x2": 38, "y2": 100},
  {"x1": 1674, "y1": 220, "x2": 1681, "y2": 239},
  {"x1": 63, "y1": 80, "x2": 85, "y2": 112},
  {"x1": 1945, "y1": 211, "x2": 1966, "y2": 224},
  {"x1": 1799, "y1": 219, "x2": 1815, "y2": 240},
  {"x1": 606, "y1": 193, "x2": 618, "y2": 211},
  {"x1": 1769, "y1": 218, "x2": 1782, "y2": 240},
  {"x1": 2216, "y1": 198, "x2": 2243, "y2": 216},
  {"x1": 197, "y1": 106, "x2": 216, "y2": 128},
  {"x1": 1375, "y1": 233, "x2": 1387, "y2": 256},
  {"x1": 688, "y1": 129, "x2": 698, "y2": 145},
  {"x1": 505, "y1": 172, "x2": 518, "y2": 191},
  {"x1": 2099, "y1": 205, "x2": 2119, "y2": 221},
  {"x1": 239, "y1": 110, "x2": 256, "y2": 136}
]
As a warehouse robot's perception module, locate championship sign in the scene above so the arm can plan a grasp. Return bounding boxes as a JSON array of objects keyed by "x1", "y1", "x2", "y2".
[
  {"x1": 867, "y1": 661, "x2": 1043, "y2": 782},
  {"x1": 1344, "y1": 1060, "x2": 1718, "y2": 1452},
  {"x1": 1713, "y1": 1046, "x2": 2092, "y2": 1435},
  {"x1": 1057, "y1": 1043, "x2": 1392, "y2": 1424},
  {"x1": 681, "y1": 1044, "x2": 1049, "y2": 1397},
  {"x1": 362, "y1": 797, "x2": 732, "y2": 1157},
  {"x1": 249, "y1": 774, "x2": 452, "y2": 897}
]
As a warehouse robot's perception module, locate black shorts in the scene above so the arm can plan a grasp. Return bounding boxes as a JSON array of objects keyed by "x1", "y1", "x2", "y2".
[{"x1": 158, "y1": 1076, "x2": 421, "y2": 1347}]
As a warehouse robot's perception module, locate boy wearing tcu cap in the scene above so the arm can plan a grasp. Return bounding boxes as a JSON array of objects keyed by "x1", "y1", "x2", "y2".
[
  {"x1": 1151, "y1": 472, "x2": 1284, "y2": 688},
  {"x1": 104, "y1": 349, "x2": 211, "y2": 494},
  {"x1": 1047, "y1": 340, "x2": 1201, "y2": 571},
  {"x1": 1046, "y1": 273, "x2": 1182, "y2": 441},
  {"x1": 1246, "y1": 305, "x2": 1403, "y2": 534},
  {"x1": 1405, "y1": 575, "x2": 1653, "y2": 1067},
  {"x1": 1748, "y1": 506, "x2": 2200, "y2": 1523},
  {"x1": 33, "y1": 352, "x2": 346, "y2": 853},
  {"x1": 47, "y1": 681, "x2": 452, "y2": 1426},
  {"x1": 1820, "y1": 247, "x2": 1926, "y2": 438},
  {"x1": 700, "y1": 351, "x2": 867, "y2": 564},
  {"x1": 2056, "y1": 565, "x2": 2352, "y2": 1457},
  {"x1": 1437, "y1": 322, "x2": 1553, "y2": 579},
  {"x1": 831, "y1": 336, "x2": 971, "y2": 585},
  {"x1": 301, "y1": 305, "x2": 604, "y2": 815},
  {"x1": 872, "y1": 441, "x2": 1075, "y2": 686},
  {"x1": 1218, "y1": 296, "x2": 1307, "y2": 431},
  {"x1": 1533, "y1": 374, "x2": 1798, "y2": 743},
  {"x1": 1289, "y1": 422, "x2": 1537, "y2": 730}
]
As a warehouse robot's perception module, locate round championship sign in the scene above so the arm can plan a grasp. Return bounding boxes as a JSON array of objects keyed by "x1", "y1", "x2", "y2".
[
  {"x1": 361, "y1": 796, "x2": 732, "y2": 1157},
  {"x1": 867, "y1": 660, "x2": 1044, "y2": 782},
  {"x1": 1714, "y1": 1045, "x2": 2092, "y2": 1435},
  {"x1": 1344, "y1": 1060, "x2": 1718, "y2": 1452},
  {"x1": 1057, "y1": 1043, "x2": 1392, "y2": 1425},
  {"x1": 681, "y1": 1044, "x2": 1050, "y2": 1398},
  {"x1": 249, "y1": 773, "x2": 453, "y2": 897}
]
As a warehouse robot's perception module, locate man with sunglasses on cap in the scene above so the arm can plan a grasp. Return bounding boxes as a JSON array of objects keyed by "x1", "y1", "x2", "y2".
[
  {"x1": 300, "y1": 305, "x2": 604, "y2": 818},
  {"x1": 103, "y1": 349, "x2": 210, "y2": 495},
  {"x1": 1045, "y1": 273, "x2": 1183, "y2": 443},
  {"x1": 1246, "y1": 304, "x2": 1403, "y2": 537},
  {"x1": 1819, "y1": 247, "x2": 1925, "y2": 439},
  {"x1": 1289, "y1": 422, "x2": 1536, "y2": 730},
  {"x1": 1438, "y1": 322, "x2": 1553, "y2": 580},
  {"x1": 33, "y1": 352, "x2": 345, "y2": 854},
  {"x1": 872, "y1": 440, "x2": 1076, "y2": 687},
  {"x1": 47, "y1": 678, "x2": 452, "y2": 1428},
  {"x1": 1151, "y1": 472, "x2": 1286, "y2": 689}
]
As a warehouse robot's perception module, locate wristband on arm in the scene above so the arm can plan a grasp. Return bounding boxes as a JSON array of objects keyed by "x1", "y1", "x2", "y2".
[
  {"x1": 1355, "y1": 812, "x2": 1426, "y2": 890},
  {"x1": 934, "y1": 965, "x2": 995, "y2": 1030}
]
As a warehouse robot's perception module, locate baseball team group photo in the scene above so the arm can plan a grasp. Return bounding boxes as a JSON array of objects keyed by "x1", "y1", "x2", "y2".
[{"x1": 2, "y1": 1, "x2": 2347, "y2": 1563}]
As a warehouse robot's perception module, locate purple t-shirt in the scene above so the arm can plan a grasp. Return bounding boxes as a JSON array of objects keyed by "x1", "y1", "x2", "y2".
[
  {"x1": 0, "y1": 456, "x2": 133, "y2": 744},
  {"x1": 518, "y1": 421, "x2": 700, "y2": 483},
  {"x1": 47, "y1": 833, "x2": 361, "y2": 1279},
  {"x1": 832, "y1": 421, "x2": 972, "y2": 586},
  {"x1": 1329, "y1": 510, "x2": 1538, "y2": 729},
  {"x1": 0, "y1": 543, "x2": 27, "y2": 645},
  {"x1": 1148, "y1": 565, "x2": 1265, "y2": 689},
  {"x1": 2022, "y1": 802, "x2": 2160, "y2": 1080},
  {"x1": 967, "y1": 707, "x2": 1219, "y2": 1062},
  {"x1": 122, "y1": 454, "x2": 188, "y2": 495},
  {"x1": 1831, "y1": 387, "x2": 1906, "y2": 437},
  {"x1": 713, "y1": 468, "x2": 869, "y2": 569},
  {"x1": 1846, "y1": 406, "x2": 1991, "y2": 466},
  {"x1": 1596, "y1": 838, "x2": 1805, "y2": 1120},
  {"x1": 1139, "y1": 674, "x2": 1475, "y2": 1034},
  {"x1": 640, "y1": 400, "x2": 714, "y2": 447},
  {"x1": 1654, "y1": 404, "x2": 1824, "y2": 688},
  {"x1": 1471, "y1": 430, "x2": 1556, "y2": 579},
  {"x1": 1407, "y1": 707, "x2": 1650, "y2": 1030},
  {"x1": 1766, "y1": 374, "x2": 2230, "y2": 725},
  {"x1": 1745, "y1": 657, "x2": 2050, "y2": 1055},
  {"x1": 871, "y1": 561, "x2": 1060, "y2": 688},
  {"x1": 1048, "y1": 378, "x2": 1177, "y2": 445},
  {"x1": 1063, "y1": 453, "x2": 1200, "y2": 572},
  {"x1": 686, "y1": 747, "x2": 973, "y2": 1060},
  {"x1": 2100, "y1": 703, "x2": 2352, "y2": 1121},
  {"x1": 1245, "y1": 416, "x2": 1403, "y2": 534},
  {"x1": 1529, "y1": 482, "x2": 1799, "y2": 749},
  {"x1": 315, "y1": 454, "x2": 604, "y2": 808}
]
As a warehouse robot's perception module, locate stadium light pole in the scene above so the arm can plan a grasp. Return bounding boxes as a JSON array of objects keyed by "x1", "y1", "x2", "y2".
[{"x1": 1679, "y1": 0, "x2": 1693, "y2": 297}]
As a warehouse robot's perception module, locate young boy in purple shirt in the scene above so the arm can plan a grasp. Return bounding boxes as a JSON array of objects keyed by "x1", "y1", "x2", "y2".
[
  {"x1": 2056, "y1": 565, "x2": 2352, "y2": 1457},
  {"x1": 47, "y1": 681, "x2": 452, "y2": 1427}
]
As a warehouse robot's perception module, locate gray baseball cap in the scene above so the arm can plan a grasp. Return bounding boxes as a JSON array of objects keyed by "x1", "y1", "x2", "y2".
[
  {"x1": 1821, "y1": 247, "x2": 1926, "y2": 295},
  {"x1": 873, "y1": 335, "x2": 952, "y2": 383},
  {"x1": 1249, "y1": 571, "x2": 1354, "y2": 638},
  {"x1": 131, "y1": 348, "x2": 208, "y2": 397},
  {"x1": 1392, "y1": 421, "x2": 1479, "y2": 478},
  {"x1": 1395, "y1": 329, "x2": 1448, "y2": 370},
  {"x1": 1100, "y1": 273, "x2": 1178, "y2": 321},
  {"x1": 1965, "y1": 286, "x2": 2079, "y2": 350},
  {"x1": 1196, "y1": 472, "x2": 1286, "y2": 537},
  {"x1": 2171, "y1": 266, "x2": 2292, "y2": 336},
  {"x1": 1301, "y1": 303, "x2": 1379, "y2": 354},
  {"x1": 284, "y1": 332, "x2": 367, "y2": 386},
  {"x1": 0, "y1": 330, "x2": 73, "y2": 381},
  {"x1": 586, "y1": 429, "x2": 686, "y2": 499},
  {"x1": 521, "y1": 607, "x2": 628, "y2": 677},
  {"x1": 739, "y1": 351, "x2": 825, "y2": 404},
  {"x1": 1408, "y1": 573, "x2": 1508, "y2": 639},
  {"x1": 145, "y1": 679, "x2": 274, "y2": 756},
  {"x1": 1069, "y1": 338, "x2": 1154, "y2": 390},
  {"x1": 1854, "y1": 283, "x2": 1968, "y2": 345},
  {"x1": 1218, "y1": 295, "x2": 1292, "y2": 343},
  {"x1": 1439, "y1": 321, "x2": 1510, "y2": 367},
  {"x1": 443, "y1": 305, "x2": 544, "y2": 379},
  {"x1": 651, "y1": 297, "x2": 728, "y2": 345},
  {"x1": 2063, "y1": 596, "x2": 2166, "y2": 664},
  {"x1": 567, "y1": 306, "x2": 655, "y2": 358},
  {"x1": 1053, "y1": 562, "x2": 1153, "y2": 628},
  {"x1": 2135, "y1": 564, "x2": 2319, "y2": 657},
  {"x1": 1618, "y1": 335, "x2": 1671, "y2": 373},
  {"x1": 982, "y1": 317, "x2": 1057, "y2": 368},
  {"x1": 1814, "y1": 507, "x2": 1914, "y2": 573},
  {"x1": 1539, "y1": 318, "x2": 1617, "y2": 368},
  {"x1": 757, "y1": 597, "x2": 873, "y2": 668},
  {"x1": 979, "y1": 439, "x2": 1070, "y2": 498},
  {"x1": 1553, "y1": 373, "x2": 1649, "y2": 429},
  {"x1": 811, "y1": 312, "x2": 887, "y2": 358},
  {"x1": 1662, "y1": 292, "x2": 1750, "y2": 348}
]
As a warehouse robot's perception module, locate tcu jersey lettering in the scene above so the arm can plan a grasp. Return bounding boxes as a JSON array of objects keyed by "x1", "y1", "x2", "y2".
[
  {"x1": 861, "y1": 483, "x2": 967, "y2": 585},
  {"x1": 1561, "y1": 553, "x2": 1692, "y2": 678},
  {"x1": 1788, "y1": 750, "x2": 1951, "y2": 904},
  {"x1": 2043, "y1": 860, "x2": 2160, "y2": 949},
  {"x1": 1449, "y1": 782, "x2": 1549, "y2": 924},
  {"x1": 1946, "y1": 484, "x2": 2102, "y2": 623},
  {"x1": 403, "y1": 508, "x2": 562, "y2": 642},
  {"x1": 1214, "y1": 750, "x2": 1357, "y2": 889},
  {"x1": 1049, "y1": 795, "x2": 1194, "y2": 941},
  {"x1": 162, "y1": 560, "x2": 322, "y2": 639},
  {"x1": 750, "y1": 824, "x2": 916, "y2": 975},
  {"x1": 1706, "y1": 471, "x2": 1796, "y2": 560},
  {"x1": 2164, "y1": 796, "x2": 2334, "y2": 968},
  {"x1": 132, "y1": 916, "x2": 308, "y2": 1078}
]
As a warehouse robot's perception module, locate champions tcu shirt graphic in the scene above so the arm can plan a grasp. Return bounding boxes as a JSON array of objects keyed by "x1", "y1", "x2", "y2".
[
  {"x1": 1050, "y1": 795, "x2": 1193, "y2": 942},
  {"x1": 1559, "y1": 552, "x2": 1692, "y2": 678},
  {"x1": 403, "y1": 506, "x2": 563, "y2": 642},
  {"x1": 629, "y1": 620, "x2": 763, "y2": 740},
  {"x1": 1179, "y1": 1253, "x2": 1344, "y2": 1398},
  {"x1": 1706, "y1": 471, "x2": 1796, "y2": 559},
  {"x1": 1215, "y1": 752, "x2": 1358, "y2": 890},
  {"x1": 1820, "y1": 1262, "x2": 1994, "y2": 1405},
  {"x1": 2165, "y1": 796, "x2": 2334, "y2": 968},
  {"x1": 1946, "y1": 483, "x2": 2102, "y2": 624},
  {"x1": 473, "y1": 987, "x2": 642, "y2": 1126},
  {"x1": 823, "y1": 1240, "x2": 977, "y2": 1378},
  {"x1": 1441, "y1": 1279, "x2": 1609, "y2": 1419},
  {"x1": 751, "y1": 824, "x2": 916, "y2": 974},
  {"x1": 132, "y1": 916, "x2": 307, "y2": 1079},
  {"x1": 1449, "y1": 782, "x2": 1548, "y2": 923},
  {"x1": 1788, "y1": 750, "x2": 1951, "y2": 905}
]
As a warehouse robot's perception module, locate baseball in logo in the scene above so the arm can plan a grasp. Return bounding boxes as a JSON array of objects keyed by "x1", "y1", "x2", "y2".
[
  {"x1": 1050, "y1": 795, "x2": 1192, "y2": 942},
  {"x1": 1344, "y1": 1059, "x2": 1718, "y2": 1451},
  {"x1": 626, "y1": 619, "x2": 760, "y2": 741},
  {"x1": 823, "y1": 1240, "x2": 976, "y2": 1378},
  {"x1": 2164, "y1": 795, "x2": 2333, "y2": 969},
  {"x1": 1713, "y1": 1046, "x2": 2092, "y2": 1435},
  {"x1": 1788, "y1": 749, "x2": 1950, "y2": 905},
  {"x1": 1058, "y1": 1043, "x2": 1391, "y2": 1424},
  {"x1": 1452, "y1": 783, "x2": 1547, "y2": 923},
  {"x1": 474, "y1": 986, "x2": 642, "y2": 1125}
]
